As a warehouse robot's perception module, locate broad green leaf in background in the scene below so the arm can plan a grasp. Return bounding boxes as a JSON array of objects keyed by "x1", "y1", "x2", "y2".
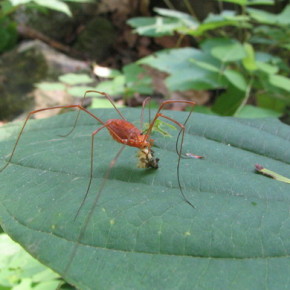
[
  {"x1": 122, "y1": 63, "x2": 153, "y2": 95},
  {"x1": 139, "y1": 48, "x2": 225, "y2": 91},
  {"x1": 204, "y1": 38, "x2": 246, "y2": 62},
  {"x1": 33, "y1": 0, "x2": 72, "y2": 16},
  {"x1": 154, "y1": 8, "x2": 198, "y2": 28},
  {"x1": 248, "y1": 5, "x2": 290, "y2": 26},
  {"x1": 9, "y1": 0, "x2": 33, "y2": 5},
  {"x1": 212, "y1": 85, "x2": 246, "y2": 115},
  {"x1": 242, "y1": 43, "x2": 257, "y2": 71},
  {"x1": 0, "y1": 233, "x2": 60, "y2": 289},
  {"x1": 256, "y1": 93, "x2": 287, "y2": 113},
  {"x1": 235, "y1": 104, "x2": 282, "y2": 118},
  {"x1": 214, "y1": 0, "x2": 248, "y2": 6},
  {"x1": 0, "y1": 18, "x2": 18, "y2": 53},
  {"x1": 0, "y1": 0, "x2": 14, "y2": 16},
  {"x1": 128, "y1": 8, "x2": 199, "y2": 37},
  {"x1": 94, "y1": 63, "x2": 153, "y2": 98},
  {"x1": 127, "y1": 16, "x2": 181, "y2": 37},
  {"x1": 192, "y1": 11, "x2": 250, "y2": 36},
  {"x1": 95, "y1": 75, "x2": 126, "y2": 96},
  {"x1": 10, "y1": 0, "x2": 73, "y2": 16},
  {"x1": 268, "y1": 74, "x2": 290, "y2": 92},
  {"x1": 255, "y1": 51, "x2": 282, "y2": 66},
  {"x1": 245, "y1": 0, "x2": 274, "y2": 5},
  {"x1": 217, "y1": 0, "x2": 274, "y2": 5},
  {"x1": 251, "y1": 25, "x2": 290, "y2": 51},
  {"x1": 91, "y1": 98, "x2": 123, "y2": 109},
  {"x1": 128, "y1": 9, "x2": 250, "y2": 38},
  {"x1": 189, "y1": 58, "x2": 220, "y2": 73},
  {"x1": 0, "y1": 108, "x2": 290, "y2": 289},
  {"x1": 256, "y1": 61, "x2": 278, "y2": 75},
  {"x1": 224, "y1": 69, "x2": 248, "y2": 91}
]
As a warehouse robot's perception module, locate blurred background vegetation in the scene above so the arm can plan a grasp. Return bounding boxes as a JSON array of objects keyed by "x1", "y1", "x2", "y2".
[
  {"x1": 0, "y1": 0, "x2": 289, "y2": 288},
  {"x1": 0, "y1": 0, "x2": 289, "y2": 124}
]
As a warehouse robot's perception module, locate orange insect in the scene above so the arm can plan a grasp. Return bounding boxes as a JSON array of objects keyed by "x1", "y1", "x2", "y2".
[{"x1": 0, "y1": 90, "x2": 202, "y2": 284}]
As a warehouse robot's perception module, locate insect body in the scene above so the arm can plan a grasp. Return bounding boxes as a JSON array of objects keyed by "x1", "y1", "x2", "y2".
[
  {"x1": 107, "y1": 119, "x2": 151, "y2": 148},
  {"x1": 104, "y1": 119, "x2": 159, "y2": 169}
]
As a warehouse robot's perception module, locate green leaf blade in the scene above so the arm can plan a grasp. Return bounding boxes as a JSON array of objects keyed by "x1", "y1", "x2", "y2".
[
  {"x1": 139, "y1": 48, "x2": 225, "y2": 91},
  {"x1": 1, "y1": 109, "x2": 290, "y2": 289},
  {"x1": 224, "y1": 69, "x2": 248, "y2": 91},
  {"x1": 268, "y1": 74, "x2": 290, "y2": 92}
]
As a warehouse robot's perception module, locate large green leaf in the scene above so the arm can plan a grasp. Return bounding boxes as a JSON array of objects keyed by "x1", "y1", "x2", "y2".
[
  {"x1": 0, "y1": 108, "x2": 290, "y2": 289},
  {"x1": 212, "y1": 85, "x2": 246, "y2": 115},
  {"x1": 248, "y1": 5, "x2": 290, "y2": 26},
  {"x1": 139, "y1": 48, "x2": 225, "y2": 91},
  {"x1": 202, "y1": 38, "x2": 246, "y2": 62},
  {"x1": 127, "y1": 16, "x2": 181, "y2": 37},
  {"x1": 0, "y1": 233, "x2": 59, "y2": 289}
]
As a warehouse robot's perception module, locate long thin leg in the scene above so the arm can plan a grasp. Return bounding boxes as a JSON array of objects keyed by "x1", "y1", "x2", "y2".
[
  {"x1": 146, "y1": 100, "x2": 202, "y2": 209},
  {"x1": 174, "y1": 105, "x2": 194, "y2": 157},
  {"x1": 140, "y1": 97, "x2": 151, "y2": 132},
  {"x1": 0, "y1": 105, "x2": 105, "y2": 172},
  {"x1": 152, "y1": 113, "x2": 196, "y2": 209},
  {"x1": 62, "y1": 143, "x2": 126, "y2": 284},
  {"x1": 145, "y1": 100, "x2": 196, "y2": 137},
  {"x1": 74, "y1": 124, "x2": 107, "y2": 220},
  {"x1": 146, "y1": 100, "x2": 203, "y2": 158},
  {"x1": 60, "y1": 90, "x2": 126, "y2": 137}
]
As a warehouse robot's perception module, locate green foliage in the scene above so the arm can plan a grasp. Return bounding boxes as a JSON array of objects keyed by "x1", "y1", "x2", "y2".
[
  {"x1": 139, "y1": 47, "x2": 225, "y2": 91},
  {"x1": 94, "y1": 63, "x2": 153, "y2": 99},
  {"x1": 144, "y1": 119, "x2": 176, "y2": 137},
  {"x1": 0, "y1": 0, "x2": 93, "y2": 54},
  {"x1": 35, "y1": 73, "x2": 96, "y2": 97},
  {"x1": 0, "y1": 1, "x2": 18, "y2": 53},
  {"x1": 219, "y1": 0, "x2": 274, "y2": 5},
  {"x1": 36, "y1": 72, "x2": 123, "y2": 109},
  {"x1": 0, "y1": 108, "x2": 290, "y2": 289},
  {"x1": 0, "y1": 233, "x2": 60, "y2": 289},
  {"x1": 37, "y1": 65, "x2": 153, "y2": 107},
  {"x1": 4, "y1": 0, "x2": 73, "y2": 17},
  {"x1": 128, "y1": 2, "x2": 290, "y2": 117}
]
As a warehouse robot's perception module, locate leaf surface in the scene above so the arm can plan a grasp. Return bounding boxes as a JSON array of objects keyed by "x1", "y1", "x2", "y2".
[{"x1": 0, "y1": 109, "x2": 290, "y2": 289}]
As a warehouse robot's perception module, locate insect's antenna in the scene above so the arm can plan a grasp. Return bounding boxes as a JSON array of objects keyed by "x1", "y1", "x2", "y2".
[
  {"x1": 140, "y1": 97, "x2": 151, "y2": 131},
  {"x1": 74, "y1": 123, "x2": 108, "y2": 221},
  {"x1": 62, "y1": 144, "x2": 126, "y2": 284}
]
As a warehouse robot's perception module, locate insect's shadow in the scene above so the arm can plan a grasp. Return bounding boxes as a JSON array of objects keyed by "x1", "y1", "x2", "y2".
[{"x1": 97, "y1": 164, "x2": 157, "y2": 184}]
